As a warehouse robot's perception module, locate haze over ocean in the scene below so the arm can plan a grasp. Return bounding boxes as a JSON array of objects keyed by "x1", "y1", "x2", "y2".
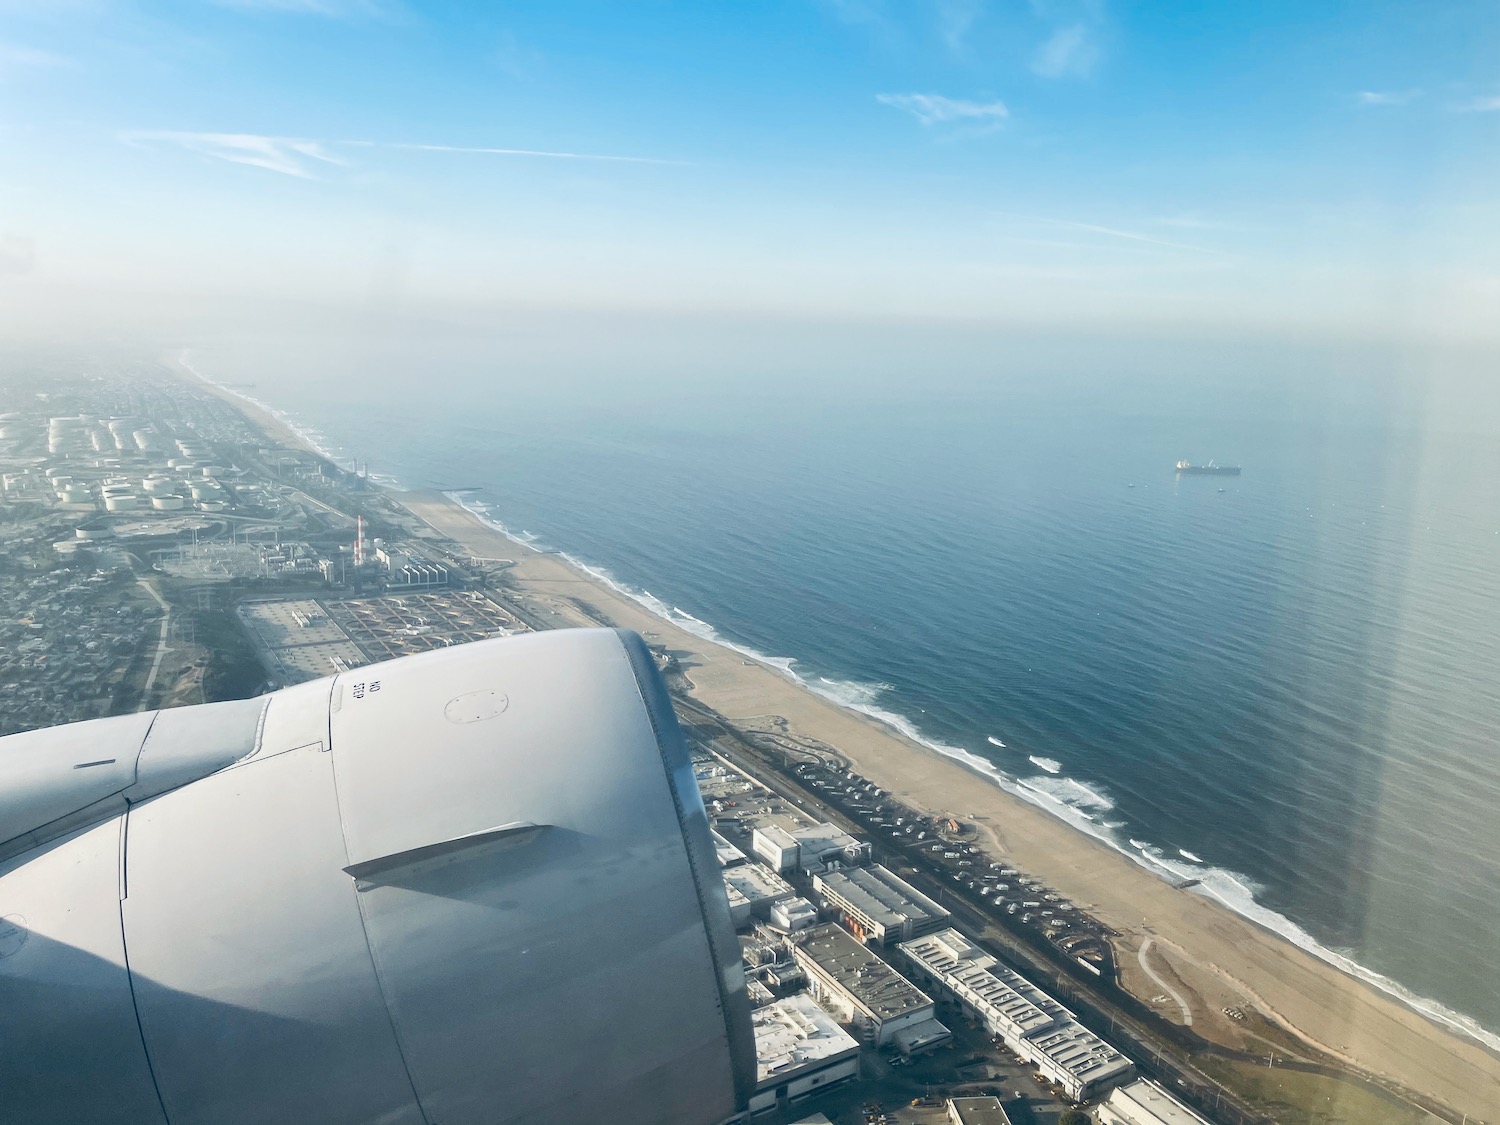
[{"x1": 190, "y1": 327, "x2": 1500, "y2": 1046}]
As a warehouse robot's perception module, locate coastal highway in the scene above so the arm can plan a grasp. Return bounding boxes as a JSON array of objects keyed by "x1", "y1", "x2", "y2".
[
  {"x1": 667, "y1": 690, "x2": 1464, "y2": 1125},
  {"x1": 467, "y1": 576, "x2": 1464, "y2": 1125}
]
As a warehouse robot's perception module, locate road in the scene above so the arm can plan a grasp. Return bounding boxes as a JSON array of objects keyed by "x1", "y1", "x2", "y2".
[{"x1": 136, "y1": 577, "x2": 171, "y2": 709}]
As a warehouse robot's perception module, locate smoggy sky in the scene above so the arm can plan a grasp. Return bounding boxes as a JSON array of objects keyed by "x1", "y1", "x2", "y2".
[{"x1": 2, "y1": 1, "x2": 1498, "y2": 341}]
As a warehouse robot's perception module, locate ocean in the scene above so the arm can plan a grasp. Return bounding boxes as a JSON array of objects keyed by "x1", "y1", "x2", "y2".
[{"x1": 183, "y1": 323, "x2": 1500, "y2": 1051}]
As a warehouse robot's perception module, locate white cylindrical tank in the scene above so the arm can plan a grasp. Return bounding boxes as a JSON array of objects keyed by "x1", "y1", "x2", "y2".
[
  {"x1": 104, "y1": 495, "x2": 140, "y2": 512},
  {"x1": 150, "y1": 495, "x2": 185, "y2": 511},
  {"x1": 132, "y1": 431, "x2": 157, "y2": 452},
  {"x1": 197, "y1": 500, "x2": 228, "y2": 512},
  {"x1": 142, "y1": 477, "x2": 174, "y2": 495}
]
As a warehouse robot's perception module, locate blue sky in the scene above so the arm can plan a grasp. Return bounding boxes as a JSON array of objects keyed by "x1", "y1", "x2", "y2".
[{"x1": 2, "y1": 0, "x2": 1498, "y2": 340}]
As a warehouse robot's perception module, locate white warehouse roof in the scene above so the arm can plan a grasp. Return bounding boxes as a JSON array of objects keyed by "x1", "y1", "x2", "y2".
[{"x1": 752, "y1": 993, "x2": 861, "y2": 1086}]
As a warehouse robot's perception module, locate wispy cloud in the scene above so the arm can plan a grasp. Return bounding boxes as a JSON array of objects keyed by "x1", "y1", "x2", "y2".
[
  {"x1": 120, "y1": 130, "x2": 685, "y2": 177},
  {"x1": 207, "y1": 0, "x2": 397, "y2": 15},
  {"x1": 877, "y1": 92, "x2": 1009, "y2": 127},
  {"x1": 0, "y1": 41, "x2": 70, "y2": 75},
  {"x1": 1357, "y1": 89, "x2": 1421, "y2": 106},
  {"x1": 823, "y1": 0, "x2": 891, "y2": 30},
  {"x1": 120, "y1": 131, "x2": 346, "y2": 178},
  {"x1": 936, "y1": 0, "x2": 985, "y2": 54},
  {"x1": 1151, "y1": 213, "x2": 1233, "y2": 232},
  {"x1": 378, "y1": 142, "x2": 686, "y2": 165},
  {"x1": 997, "y1": 212, "x2": 1217, "y2": 254},
  {"x1": 1453, "y1": 94, "x2": 1500, "y2": 112},
  {"x1": 490, "y1": 30, "x2": 543, "y2": 81},
  {"x1": 1032, "y1": 22, "x2": 1097, "y2": 78}
]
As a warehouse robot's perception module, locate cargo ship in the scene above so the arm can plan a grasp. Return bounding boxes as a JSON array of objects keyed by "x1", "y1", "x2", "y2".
[{"x1": 1175, "y1": 460, "x2": 1241, "y2": 475}]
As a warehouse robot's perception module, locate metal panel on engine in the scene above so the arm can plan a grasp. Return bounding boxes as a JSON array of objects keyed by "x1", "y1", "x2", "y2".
[
  {"x1": 0, "y1": 817, "x2": 167, "y2": 1125},
  {"x1": 121, "y1": 744, "x2": 424, "y2": 1125},
  {"x1": 327, "y1": 628, "x2": 742, "y2": 1125}
]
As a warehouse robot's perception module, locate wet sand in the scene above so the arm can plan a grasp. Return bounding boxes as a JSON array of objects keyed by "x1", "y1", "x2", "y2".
[{"x1": 397, "y1": 488, "x2": 1500, "y2": 1121}]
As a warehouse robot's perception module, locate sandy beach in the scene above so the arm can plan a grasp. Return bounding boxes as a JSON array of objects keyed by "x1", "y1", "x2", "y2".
[
  {"x1": 393, "y1": 488, "x2": 1500, "y2": 1121},
  {"x1": 161, "y1": 357, "x2": 1500, "y2": 1118}
]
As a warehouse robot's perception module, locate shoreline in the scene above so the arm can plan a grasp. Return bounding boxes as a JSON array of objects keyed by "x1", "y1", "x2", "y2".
[
  {"x1": 169, "y1": 354, "x2": 1500, "y2": 1119},
  {"x1": 444, "y1": 491, "x2": 1500, "y2": 1066},
  {"x1": 396, "y1": 488, "x2": 1500, "y2": 1121}
]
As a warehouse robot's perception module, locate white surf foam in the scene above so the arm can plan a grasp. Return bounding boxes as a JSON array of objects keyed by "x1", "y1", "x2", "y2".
[
  {"x1": 441, "y1": 493, "x2": 1500, "y2": 1054},
  {"x1": 175, "y1": 350, "x2": 411, "y2": 491},
  {"x1": 987, "y1": 735, "x2": 1006, "y2": 748},
  {"x1": 1028, "y1": 755, "x2": 1063, "y2": 774},
  {"x1": 1179, "y1": 849, "x2": 1204, "y2": 863},
  {"x1": 178, "y1": 369, "x2": 1500, "y2": 1058}
]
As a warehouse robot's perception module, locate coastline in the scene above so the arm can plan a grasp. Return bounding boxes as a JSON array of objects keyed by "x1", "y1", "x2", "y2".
[
  {"x1": 397, "y1": 488, "x2": 1500, "y2": 1121},
  {"x1": 168, "y1": 353, "x2": 1500, "y2": 1119}
]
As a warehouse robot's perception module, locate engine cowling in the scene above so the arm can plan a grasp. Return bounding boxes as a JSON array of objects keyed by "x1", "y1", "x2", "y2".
[{"x1": 0, "y1": 628, "x2": 753, "y2": 1125}]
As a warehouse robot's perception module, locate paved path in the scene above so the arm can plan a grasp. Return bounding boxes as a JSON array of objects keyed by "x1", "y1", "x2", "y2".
[
  {"x1": 1140, "y1": 936, "x2": 1194, "y2": 1026},
  {"x1": 137, "y1": 578, "x2": 171, "y2": 709}
]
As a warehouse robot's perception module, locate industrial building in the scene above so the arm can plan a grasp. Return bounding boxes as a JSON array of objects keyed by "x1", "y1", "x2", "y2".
[
  {"x1": 751, "y1": 821, "x2": 870, "y2": 874},
  {"x1": 748, "y1": 994, "x2": 861, "y2": 1115},
  {"x1": 900, "y1": 929, "x2": 1134, "y2": 1103},
  {"x1": 712, "y1": 829, "x2": 748, "y2": 867},
  {"x1": 723, "y1": 863, "x2": 797, "y2": 928},
  {"x1": 790, "y1": 924, "x2": 950, "y2": 1053},
  {"x1": 947, "y1": 1096, "x2": 1012, "y2": 1125},
  {"x1": 812, "y1": 863, "x2": 951, "y2": 945},
  {"x1": 770, "y1": 896, "x2": 819, "y2": 933},
  {"x1": 1097, "y1": 1079, "x2": 1213, "y2": 1125},
  {"x1": 375, "y1": 545, "x2": 451, "y2": 589}
]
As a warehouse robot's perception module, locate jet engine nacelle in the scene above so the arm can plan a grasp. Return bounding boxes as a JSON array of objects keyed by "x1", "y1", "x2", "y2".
[{"x1": 0, "y1": 628, "x2": 753, "y2": 1125}]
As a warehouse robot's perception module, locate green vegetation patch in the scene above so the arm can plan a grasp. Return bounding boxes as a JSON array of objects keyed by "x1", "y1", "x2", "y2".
[{"x1": 1196, "y1": 1056, "x2": 1444, "y2": 1125}]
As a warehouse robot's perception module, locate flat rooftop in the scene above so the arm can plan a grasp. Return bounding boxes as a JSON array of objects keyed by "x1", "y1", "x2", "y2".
[
  {"x1": 1027, "y1": 1019, "x2": 1134, "y2": 1087},
  {"x1": 1105, "y1": 1079, "x2": 1213, "y2": 1125},
  {"x1": 901, "y1": 929, "x2": 1065, "y2": 1037},
  {"x1": 710, "y1": 829, "x2": 746, "y2": 867},
  {"x1": 752, "y1": 994, "x2": 860, "y2": 1087},
  {"x1": 792, "y1": 924, "x2": 932, "y2": 1021},
  {"x1": 723, "y1": 864, "x2": 795, "y2": 908},
  {"x1": 789, "y1": 822, "x2": 860, "y2": 853},
  {"x1": 948, "y1": 1096, "x2": 1012, "y2": 1125},
  {"x1": 815, "y1": 864, "x2": 950, "y2": 930}
]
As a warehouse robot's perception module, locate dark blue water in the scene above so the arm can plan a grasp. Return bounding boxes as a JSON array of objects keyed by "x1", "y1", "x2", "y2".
[{"x1": 186, "y1": 328, "x2": 1500, "y2": 1046}]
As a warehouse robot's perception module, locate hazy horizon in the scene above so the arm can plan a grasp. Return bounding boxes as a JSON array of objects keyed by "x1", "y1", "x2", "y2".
[{"x1": 3, "y1": 1, "x2": 1499, "y2": 347}]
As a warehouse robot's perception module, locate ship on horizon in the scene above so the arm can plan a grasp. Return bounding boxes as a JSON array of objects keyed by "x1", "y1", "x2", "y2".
[{"x1": 1175, "y1": 459, "x2": 1241, "y2": 476}]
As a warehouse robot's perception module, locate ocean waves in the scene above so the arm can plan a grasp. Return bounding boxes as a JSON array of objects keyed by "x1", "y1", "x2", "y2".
[
  {"x1": 440, "y1": 485, "x2": 1500, "y2": 1053},
  {"x1": 183, "y1": 345, "x2": 1500, "y2": 1060}
]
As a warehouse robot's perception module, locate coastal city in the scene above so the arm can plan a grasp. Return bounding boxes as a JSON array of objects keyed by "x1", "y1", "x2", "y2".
[{"x1": 0, "y1": 355, "x2": 1477, "y2": 1125}]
